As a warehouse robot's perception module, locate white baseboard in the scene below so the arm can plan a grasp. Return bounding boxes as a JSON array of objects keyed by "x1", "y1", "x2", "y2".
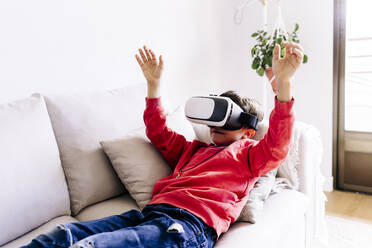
[{"x1": 323, "y1": 176, "x2": 334, "y2": 192}]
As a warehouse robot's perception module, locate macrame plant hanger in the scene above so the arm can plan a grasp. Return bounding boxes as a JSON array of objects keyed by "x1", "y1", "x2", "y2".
[
  {"x1": 234, "y1": 0, "x2": 269, "y2": 115},
  {"x1": 234, "y1": 0, "x2": 290, "y2": 113}
]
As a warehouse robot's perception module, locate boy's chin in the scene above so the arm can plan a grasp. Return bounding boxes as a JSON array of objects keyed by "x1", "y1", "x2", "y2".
[{"x1": 212, "y1": 139, "x2": 233, "y2": 146}]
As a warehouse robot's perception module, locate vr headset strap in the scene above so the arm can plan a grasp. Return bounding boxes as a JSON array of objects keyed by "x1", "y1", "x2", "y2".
[{"x1": 239, "y1": 112, "x2": 259, "y2": 130}]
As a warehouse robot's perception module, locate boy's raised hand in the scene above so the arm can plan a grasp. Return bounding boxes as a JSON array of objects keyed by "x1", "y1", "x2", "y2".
[
  {"x1": 135, "y1": 46, "x2": 164, "y2": 98},
  {"x1": 272, "y1": 41, "x2": 304, "y2": 81},
  {"x1": 271, "y1": 41, "x2": 304, "y2": 102}
]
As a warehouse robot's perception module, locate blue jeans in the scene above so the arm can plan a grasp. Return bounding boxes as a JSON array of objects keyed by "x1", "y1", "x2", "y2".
[{"x1": 22, "y1": 204, "x2": 217, "y2": 248}]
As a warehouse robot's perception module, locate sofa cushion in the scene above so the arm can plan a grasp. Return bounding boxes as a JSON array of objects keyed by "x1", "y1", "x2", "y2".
[
  {"x1": 0, "y1": 94, "x2": 70, "y2": 246},
  {"x1": 100, "y1": 105, "x2": 196, "y2": 210},
  {"x1": 237, "y1": 168, "x2": 277, "y2": 223},
  {"x1": 215, "y1": 189, "x2": 309, "y2": 248},
  {"x1": 75, "y1": 193, "x2": 140, "y2": 222},
  {"x1": 2, "y1": 216, "x2": 78, "y2": 248},
  {"x1": 43, "y1": 84, "x2": 147, "y2": 215}
]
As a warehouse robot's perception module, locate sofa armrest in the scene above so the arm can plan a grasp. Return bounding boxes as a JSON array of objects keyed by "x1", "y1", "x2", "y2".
[{"x1": 295, "y1": 122, "x2": 328, "y2": 247}]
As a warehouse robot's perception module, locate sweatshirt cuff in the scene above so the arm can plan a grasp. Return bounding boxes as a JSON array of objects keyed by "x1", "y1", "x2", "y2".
[
  {"x1": 274, "y1": 95, "x2": 295, "y2": 116},
  {"x1": 145, "y1": 97, "x2": 162, "y2": 109}
]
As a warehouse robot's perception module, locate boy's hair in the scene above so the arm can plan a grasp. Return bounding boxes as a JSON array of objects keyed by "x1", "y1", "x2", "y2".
[{"x1": 220, "y1": 90, "x2": 264, "y2": 124}]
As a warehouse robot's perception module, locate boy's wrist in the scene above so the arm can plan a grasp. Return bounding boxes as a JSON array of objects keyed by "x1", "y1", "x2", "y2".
[
  {"x1": 147, "y1": 85, "x2": 161, "y2": 98},
  {"x1": 276, "y1": 78, "x2": 292, "y2": 102}
]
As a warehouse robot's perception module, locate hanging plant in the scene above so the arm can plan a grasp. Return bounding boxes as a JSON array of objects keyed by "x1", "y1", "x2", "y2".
[{"x1": 250, "y1": 23, "x2": 308, "y2": 77}]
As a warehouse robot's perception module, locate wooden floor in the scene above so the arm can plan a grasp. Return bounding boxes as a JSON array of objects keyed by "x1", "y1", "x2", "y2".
[{"x1": 325, "y1": 189, "x2": 372, "y2": 224}]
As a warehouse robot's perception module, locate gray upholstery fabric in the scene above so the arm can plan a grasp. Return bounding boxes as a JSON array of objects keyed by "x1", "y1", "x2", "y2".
[
  {"x1": 75, "y1": 194, "x2": 139, "y2": 222},
  {"x1": 43, "y1": 84, "x2": 147, "y2": 215},
  {"x1": 2, "y1": 216, "x2": 78, "y2": 248},
  {"x1": 0, "y1": 94, "x2": 70, "y2": 246}
]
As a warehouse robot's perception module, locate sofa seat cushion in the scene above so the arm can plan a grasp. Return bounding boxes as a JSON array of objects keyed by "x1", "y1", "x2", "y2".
[
  {"x1": 75, "y1": 193, "x2": 140, "y2": 222},
  {"x1": 215, "y1": 189, "x2": 309, "y2": 248},
  {"x1": 0, "y1": 94, "x2": 70, "y2": 246},
  {"x1": 2, "y1": 216, "x2": 78, "y2": 248}
]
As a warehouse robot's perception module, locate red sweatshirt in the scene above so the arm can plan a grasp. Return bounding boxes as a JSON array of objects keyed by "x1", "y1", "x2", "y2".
[{"x1": 143, "y1": 96, "x2": 295, "y2": 237}]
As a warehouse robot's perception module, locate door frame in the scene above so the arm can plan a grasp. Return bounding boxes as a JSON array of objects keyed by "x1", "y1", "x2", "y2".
[
  {"x1": 334, "y1": 0, "x2": 372, "y2": 194},
  {"x1": 333, "y1": 0, "x2": 346, "y2": 190}
]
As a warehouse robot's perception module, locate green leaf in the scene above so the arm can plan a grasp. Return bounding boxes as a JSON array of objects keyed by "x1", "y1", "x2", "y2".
[
  {"x1": 251, "y1": 32, "x2": 259, "y2": 37},
  {"x1": 295, "y1": 23, "x2": 299, "y2": 32},
  {"x1": 251, "y1": 47, "x2": 257, "y2": 57},
  {"x1": 257, "y1": 67, "x2": 265, "y2": 77},
  {"x1": 252, "y1": 57, "x2": 260, "y2": 69},
  {"x1": 268, "y1": 56, "x2": 273, "y2": 67},
  {"x1": 276, "y1": 38, "x2": 283, "y2": 45},
  {"x1": 303, "y1": 54, "x2": 308, "y2": 63},
  {"x1": 281, "y1": 47, "x2": 286, "y2": 57}
]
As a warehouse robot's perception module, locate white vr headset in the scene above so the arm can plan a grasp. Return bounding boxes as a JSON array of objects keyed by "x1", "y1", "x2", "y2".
[{"x1": 184, "y1": 95, "x2": 258, "y2": 130}]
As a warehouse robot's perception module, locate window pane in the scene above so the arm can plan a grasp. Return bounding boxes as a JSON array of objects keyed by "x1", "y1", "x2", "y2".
[{"x1": 345, "y1": 0, "x2": 372, "y2": 132}]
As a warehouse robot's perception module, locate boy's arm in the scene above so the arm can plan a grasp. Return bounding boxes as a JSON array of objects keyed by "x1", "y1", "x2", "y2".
[
  {"x1": 244, "y1": 41, "x2": 303, "y2": 177},
  {"x1": 143, "y1": 97, "x2": 192, "y2": 168},
  {"x1": 245, "y1": 97, "x2": 294, "y2": 177},
  {"x1": 136, "y1": 46, "x2": 192, "y2": 168}
]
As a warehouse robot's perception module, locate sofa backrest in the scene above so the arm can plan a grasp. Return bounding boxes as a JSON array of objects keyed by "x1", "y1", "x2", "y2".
[
  {"x1": 0, "y1": 94, "x2": 70, "y2": 246},
  {"x1": 43, "y1": 84, "x2": 148, "y2": 215}
]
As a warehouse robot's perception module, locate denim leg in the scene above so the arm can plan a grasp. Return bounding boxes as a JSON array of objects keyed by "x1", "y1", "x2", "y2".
[
  {"x1": 21, "y1": 209, "x2": 145, "y2": 248},
  {"x1": 19, "y1": 225, "x2": 73, "y2": 248},
  {"x1": 143, "y1": 204, "x2": 217, "y2": 248},
  {"x1": 70, "y1": 214, "x2": 199, "y2": 248},
  {"x1": 64, "y1": 209, "x2": 145, "y2": 242}
]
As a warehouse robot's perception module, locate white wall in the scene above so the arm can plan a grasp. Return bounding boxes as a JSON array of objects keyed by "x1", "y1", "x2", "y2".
[{"x1": 0, "y1": 0, "x2": 333, "y2": 190}]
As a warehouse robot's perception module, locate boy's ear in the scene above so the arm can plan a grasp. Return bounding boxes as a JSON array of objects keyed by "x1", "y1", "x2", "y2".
[{"x1": 246, "y1": 129, "x2": 255, "y2": 138}]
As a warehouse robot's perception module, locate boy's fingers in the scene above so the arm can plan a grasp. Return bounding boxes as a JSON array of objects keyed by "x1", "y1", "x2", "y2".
[
  {"x1": 290, "y1": 42, "x2": 304, "y2": 53},
  {"x1": 293, "y1": 48, "x2": 304, "y2": 62},
  {"x1": 139, "y1": 49, "x2": 147, "y2": 63},
  {"x1": 135, "y1": 54, "x2": 144, "y2": 67},
  {"x1": 273, "y1": 44, "x2": 280, "y2": 61},
  {"x1": 149, "y1": 49, "x2": 156, "y2": 61},
  {"x1": 159, "y1": 55, "x2": 164, "y2": 69},
  {"x1": 282, "y1": 41, "x2": 304, "y2": 53},
  {"x1": 281, "y1": 42, "x2": 291, "y2": 57},
  {"x1": 143, "y1": 46, "x2": 152, "y2": 61}
]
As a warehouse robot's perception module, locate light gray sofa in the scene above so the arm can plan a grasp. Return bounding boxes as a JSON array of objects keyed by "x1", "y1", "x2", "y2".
[{"x1": 0, "y1": 84, "x2": 327, "y2": 248}]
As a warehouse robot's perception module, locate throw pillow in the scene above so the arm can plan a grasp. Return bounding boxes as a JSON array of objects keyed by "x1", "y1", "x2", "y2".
[
  {"x1": 237, "y1": 168, "x2": 278, "y2": 223},
  {"x1": 100, "y1": 105, "x2": 196, "y2": 210}
]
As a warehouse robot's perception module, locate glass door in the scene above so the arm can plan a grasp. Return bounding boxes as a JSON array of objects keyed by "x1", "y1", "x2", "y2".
[{"x1": 336, "y1": 0, "x2": 372, "y2": 193}]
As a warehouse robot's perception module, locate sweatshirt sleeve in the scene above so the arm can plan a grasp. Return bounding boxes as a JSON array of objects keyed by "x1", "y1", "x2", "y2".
[
  {"x1": 143, "y1": 97, "x2": 192, "y2": 168},
  {"x1": 245, "y1": 96, "x2": 295, "y2": 177}
]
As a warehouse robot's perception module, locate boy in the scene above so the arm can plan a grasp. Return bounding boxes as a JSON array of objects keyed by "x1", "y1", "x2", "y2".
[{"x1": 23, "y1": 42, "x2": 303, "y2": 248}]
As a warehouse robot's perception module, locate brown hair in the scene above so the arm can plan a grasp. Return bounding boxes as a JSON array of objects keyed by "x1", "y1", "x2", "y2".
[{"x1": 219, "y1": 90, "x2": 264, "y2": 123}]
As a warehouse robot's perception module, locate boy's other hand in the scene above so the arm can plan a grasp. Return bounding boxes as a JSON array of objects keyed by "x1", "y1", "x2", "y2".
[
  {"x1": 264, "y1": 67, "x2": 278, "y2": 95},
  {"x1": 135, "y1": 46, "x2": 164, "y2": 98}
]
